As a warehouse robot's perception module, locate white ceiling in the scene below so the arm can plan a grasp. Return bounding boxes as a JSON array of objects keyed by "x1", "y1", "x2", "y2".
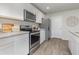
[{"x1": 33, "y1": 3, "x2": 79, "y2": 14}]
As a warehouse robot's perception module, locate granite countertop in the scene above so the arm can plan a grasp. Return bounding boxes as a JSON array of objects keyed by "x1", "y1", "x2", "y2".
[{"x1": 0, "y1": 31, "x2": 29, "y2": 39}]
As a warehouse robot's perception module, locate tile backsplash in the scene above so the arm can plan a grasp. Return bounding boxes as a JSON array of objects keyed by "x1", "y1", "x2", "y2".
[{"x1": 0, "y1": 18, "x2": 39, "y2": 31}]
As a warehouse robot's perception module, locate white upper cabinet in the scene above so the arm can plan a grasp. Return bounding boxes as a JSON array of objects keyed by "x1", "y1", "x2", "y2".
[
  {"x1": 0, "y1": 4, "x2": 23, "y2": 20},
  {"x1": 36, "y1": 11, "x2": 42, "y2": 23},
  {"x1": 36, "y1": 10, "x2": 45, "y2": 23},
  {"x1": 0, "y1": 3, "x2": 45, "y2": 22},
  {"x1": 0, "y1": 4, "x2": 36, "y2": 20}
]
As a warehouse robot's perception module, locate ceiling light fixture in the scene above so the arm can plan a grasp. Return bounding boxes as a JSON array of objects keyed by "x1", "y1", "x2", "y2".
[{"x1": 46, "y1": 6, "x2": 50, "y2": 10}]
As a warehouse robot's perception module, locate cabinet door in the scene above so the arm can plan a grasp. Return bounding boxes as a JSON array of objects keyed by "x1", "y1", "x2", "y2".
[
  {"x1": 36, "y1": 11, "x2": 42, "y2": 23},
  {"x1": 0, "y1": 34, "x2": 29, "y2": 55},
  {"x1": 0, "y1": 42, "x2": 15, "y2": 55},
  {"x1": 14, "y1": 34, "x2": 29, "y2": 55},
  {"x1": 40, "y1": 29, "x2": 45, "y2": 44},
  {"x1": 0, "y1": 36, "x2": 16, "y2": 55},
  {"x1": 69, "y1": 33, "x2": 79, "y2": 55}
]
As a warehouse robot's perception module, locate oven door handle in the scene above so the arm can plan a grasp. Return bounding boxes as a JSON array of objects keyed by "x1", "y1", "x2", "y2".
[{"x1": 30, "y1": 32, "x2": 40, "y2": 35}]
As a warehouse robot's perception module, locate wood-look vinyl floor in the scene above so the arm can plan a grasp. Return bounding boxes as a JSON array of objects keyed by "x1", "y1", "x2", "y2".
[{"x1": 33, "y1": 38, "x2": 71, "y2": 55}]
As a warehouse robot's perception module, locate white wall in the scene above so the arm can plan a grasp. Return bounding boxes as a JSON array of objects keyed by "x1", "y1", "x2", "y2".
[
  {"x1": 49, "y1": 15, "x2": 63, "y2": 38},
  {"x1": 49, "y1": 9, "x2": 79, "y2": 40}
]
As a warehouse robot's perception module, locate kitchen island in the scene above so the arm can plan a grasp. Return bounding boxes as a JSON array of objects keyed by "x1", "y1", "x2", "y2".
[
  {"x1": 69, "y1": 31, "x2": 79, "y2": 55},
  {"x1": 0, "y1": 31, "x2": 29, "y2": 55}
]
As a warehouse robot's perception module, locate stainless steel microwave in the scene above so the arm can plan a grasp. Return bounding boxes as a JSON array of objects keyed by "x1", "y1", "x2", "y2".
[{"x1": 24, "y1": 9, "x2": 36, "y2": 22}]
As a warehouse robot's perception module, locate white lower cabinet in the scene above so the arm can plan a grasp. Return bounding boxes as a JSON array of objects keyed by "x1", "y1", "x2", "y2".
[
  {"x1": 0, "y1": 42, "x2": 15, "y2": 55},
  {"x1": 14, "y1": 34, "x2": 29, "y2": 55},
  {"x1": 69, "y1": 32, "x2": 79, "y2": 55},
  {"x1": 0, "y1": 33, "x2": 29, "y2": 55},
  {"x1": 40, "y1": 29, "x2": 45, "y2": 44}
]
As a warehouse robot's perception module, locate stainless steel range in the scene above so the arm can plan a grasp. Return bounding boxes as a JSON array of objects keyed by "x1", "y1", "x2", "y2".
[{"x1": 20, "y1": 25, "x2": 40, "y2": 54}]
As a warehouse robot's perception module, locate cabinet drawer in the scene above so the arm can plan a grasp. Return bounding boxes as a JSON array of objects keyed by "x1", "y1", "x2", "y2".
[
  {"x1": 0, "y1": 37, "x2": 15, "y2": 46},
  {"x1": 14, "y1": 36, "x2": 29, "y2": 55},
  {"x1": 0, "y1": 41, "x2": 15, "y2": 55},
  {"x1": 14, "y1": 34, "x2": 29, "y2": 41},
  {"x1": 0, "y1": 33, "x2": 29, "y2": 55},
  {"x1": 0, "y1": 34, "x2": 29, "y2": 46}
]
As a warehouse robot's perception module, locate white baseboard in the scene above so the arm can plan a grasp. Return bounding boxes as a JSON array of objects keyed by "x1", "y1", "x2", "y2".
[{"x1": 50, "y1": 36, "x2": 68, "y2": 40}]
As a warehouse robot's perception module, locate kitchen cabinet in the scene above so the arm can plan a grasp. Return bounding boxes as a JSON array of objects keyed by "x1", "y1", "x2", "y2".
[
  {"x1": 0, "y1": 4, "x2": 23, "y2": 20},
  {"x1": 0, "y1": 3, "x2": 44, "y2": 21},
  {"x1": 36, "y1": 10, "x2": 45, "y2": 23},
  {"x1": 40, "y1": 29, "x2": 46, "y2": 44},
  {"x1": 0, "y1": 36, "x2": 15, "y2": 54},
  {"x1": 14, "y1": 34, "x2": 29, "y2": 55},
  {"x1": 69, "y1": 32, "x2": 79, "y2": 55},
  {"x1": 0, "y1": 33, "x2": 29, "y2": 55},
  {"x1": 0, "y1": 42, "x2": 15, "y2": 54},
  {"x1": 0, "y1": 3, "x2": 36, "y2": 20},
  {"x1": 36, "y1": 12, "x2": 42, "y2": 23}
]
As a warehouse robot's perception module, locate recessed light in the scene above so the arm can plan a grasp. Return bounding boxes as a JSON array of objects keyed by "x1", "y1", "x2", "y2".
[{"x1": 46, "y1": 6, "x2": 50, "y2": 10}]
